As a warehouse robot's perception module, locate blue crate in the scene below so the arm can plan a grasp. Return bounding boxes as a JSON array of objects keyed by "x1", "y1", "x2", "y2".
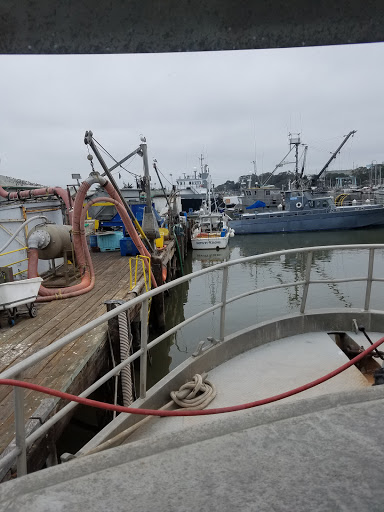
[
  {"x1": 90, "y1": 235, "x2": 98, "y2": 247},
  {"x1": 97, "y1": 232, "x2": 124, "y2": 252},
  {"x1": 120, "y1": 237, "x2": 140, "y2": 256}
]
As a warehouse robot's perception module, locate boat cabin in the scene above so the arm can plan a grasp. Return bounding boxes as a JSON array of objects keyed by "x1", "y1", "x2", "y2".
[
  {"x1": 284, "y1": 190, "x2": 336, "y2": 212},
  {"x1": 199, "y1": 213, "x2": 224, "y2": 232}
]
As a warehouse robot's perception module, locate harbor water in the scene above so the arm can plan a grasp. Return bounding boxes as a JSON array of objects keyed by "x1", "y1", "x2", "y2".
[{"x1": 148, "y1": 227, "x2": 384, "y2": 387}]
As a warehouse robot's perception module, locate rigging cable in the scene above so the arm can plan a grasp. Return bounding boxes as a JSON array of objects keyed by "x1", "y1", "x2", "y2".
[{"x1": 92, "y1": 137, "x2": 141, "y2": 178}]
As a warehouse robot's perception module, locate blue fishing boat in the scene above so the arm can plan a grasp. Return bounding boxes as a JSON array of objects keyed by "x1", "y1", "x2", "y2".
[{"x1": 228, "y1": 189, "x2": 384, "y2": 234}]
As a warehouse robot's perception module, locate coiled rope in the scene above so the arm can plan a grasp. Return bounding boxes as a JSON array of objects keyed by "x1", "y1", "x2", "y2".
[
  {"x1": 84, "y1": 373, "x2": 216, "y2": 455},
  {"x1": 170, "y1": 373, "x2": 216, "y2": 410},
  {"x1": 118, "y1": 311, "x2": 133, "y2": 406}
]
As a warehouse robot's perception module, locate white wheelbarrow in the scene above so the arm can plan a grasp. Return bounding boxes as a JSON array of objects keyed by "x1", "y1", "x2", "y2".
[{"x1": 0, "y1": 277, "x2": 43, "y2": 326}]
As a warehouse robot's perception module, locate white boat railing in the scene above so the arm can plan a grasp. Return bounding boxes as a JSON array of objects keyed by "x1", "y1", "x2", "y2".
[{"x1": 1, "y1": 243, "x2": 384, "y2": 477}]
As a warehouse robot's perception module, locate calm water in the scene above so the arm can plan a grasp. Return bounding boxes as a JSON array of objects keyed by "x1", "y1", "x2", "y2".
[{"x1": 148, "y1": 227, "x2": 384, "y2": 387}]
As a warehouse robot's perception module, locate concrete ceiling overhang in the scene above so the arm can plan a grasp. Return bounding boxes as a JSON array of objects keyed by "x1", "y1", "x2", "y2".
[{"x1": 1, "y1": 0, "x2": 384, "y2": 55}]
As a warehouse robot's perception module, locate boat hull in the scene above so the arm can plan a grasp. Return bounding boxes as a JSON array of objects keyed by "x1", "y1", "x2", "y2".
[
  {"x1": 191, "y1": 234, "x2": 229, "y2": 249},
  {"x1": 229, "y1": 206, "x2": 384, "y2": 234}
]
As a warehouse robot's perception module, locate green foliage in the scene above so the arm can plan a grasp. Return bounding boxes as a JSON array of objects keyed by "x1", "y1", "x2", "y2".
[{"x1": 215, "y1": 180, "x2": 240, "y2": 192}]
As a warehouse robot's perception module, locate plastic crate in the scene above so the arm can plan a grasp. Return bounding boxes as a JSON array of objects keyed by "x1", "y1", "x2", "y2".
[
  {"x1": 97, "y1": 232, "x2": 124, "y2": 252},
  {"x1": 120, "y1": 237, "x2": 140, "y2": 256},
  {"x1": 89, "y1": 235, "x2": 98, "y2": 247}
]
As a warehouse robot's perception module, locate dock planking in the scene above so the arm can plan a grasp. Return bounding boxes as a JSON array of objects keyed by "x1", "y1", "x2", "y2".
[{"x1": 0, "y1": 243, "x2": 175, "y2": 459}]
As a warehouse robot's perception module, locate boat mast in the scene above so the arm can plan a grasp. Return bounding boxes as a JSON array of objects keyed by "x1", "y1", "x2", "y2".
[
  {"x1": 198, "y1": 154, "x2": 204, "y2": 178},
  {"x1": 289, "y1": 133, "x2": 301, "y2": 185}
]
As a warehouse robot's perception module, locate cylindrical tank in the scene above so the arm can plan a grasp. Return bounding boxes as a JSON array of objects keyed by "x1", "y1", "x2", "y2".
[{"x1": 28, "y1": 224, "x2": 73, "y2": 260}]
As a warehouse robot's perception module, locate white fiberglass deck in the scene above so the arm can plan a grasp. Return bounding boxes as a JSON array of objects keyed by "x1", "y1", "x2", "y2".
[{"x1": 127, "y1": 330, "x2": 374, "y2": 443}]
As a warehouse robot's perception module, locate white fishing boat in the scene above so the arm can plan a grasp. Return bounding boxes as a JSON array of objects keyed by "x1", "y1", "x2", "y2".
[
  {"x1": 191, "y1": 177, "x2": 235, "y2": 250},
  {"x1": 191, "y1": 210, "x2": 234, "y2": 249}
]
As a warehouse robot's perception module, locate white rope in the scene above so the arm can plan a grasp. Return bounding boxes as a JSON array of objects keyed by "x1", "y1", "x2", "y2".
[
  {"x1": 170, "y1": 373, "x2": 216, "y2": 410},
  {"x1": 83, "y1": 373, "x2": 216, "y2": 456}
]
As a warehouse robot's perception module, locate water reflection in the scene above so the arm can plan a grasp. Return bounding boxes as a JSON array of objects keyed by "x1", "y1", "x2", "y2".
[{"x1": 148, "y1": 227, "x2": 384, "y2": 383}]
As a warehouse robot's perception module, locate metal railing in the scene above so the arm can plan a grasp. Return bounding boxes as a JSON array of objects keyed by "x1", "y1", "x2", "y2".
[{"x1": 1, "y1": 243, "x2": 384, "y2": 477}]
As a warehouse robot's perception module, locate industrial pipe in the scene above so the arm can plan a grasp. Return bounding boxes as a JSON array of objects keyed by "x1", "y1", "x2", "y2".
[
  {"x1": 28, "y1": 174, "x2": 106, "y2": 300},
  {"x1": 0, "y1": 185, "x2": 72, "y2": 223},
  {"x1": 28, "y1": 172, "x2": 157, "y2": 301}
]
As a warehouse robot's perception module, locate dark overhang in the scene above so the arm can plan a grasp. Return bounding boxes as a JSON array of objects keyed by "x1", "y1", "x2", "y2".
[{"x1": 1, "y1": 0, "x2": 384, "y2": 55}]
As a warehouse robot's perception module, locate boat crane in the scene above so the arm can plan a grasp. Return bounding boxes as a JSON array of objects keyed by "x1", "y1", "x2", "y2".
[{"x1": 313, "y1": 130, "x2": 357, "y2": 185}]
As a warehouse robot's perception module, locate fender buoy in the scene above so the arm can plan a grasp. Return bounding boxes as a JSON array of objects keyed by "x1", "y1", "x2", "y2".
[
  {"x1": 296, "y1": 202, "x2": 302, "y2": 209},
  {"x1": 162, "y1": 265, "x2": 167, "y2": 283}
]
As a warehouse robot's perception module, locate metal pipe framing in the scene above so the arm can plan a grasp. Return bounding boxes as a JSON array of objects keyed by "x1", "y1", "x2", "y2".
[
  {"x1": 226, "y1": 281, "x2": 306, "y2": 305},
  {"x1": 220, "y1": 266, "x2": 229, "y2": 341},
  {"x1": 3, "y1": 302, "x2": 223, "y2": 467},
  {"x1": 365, "y1": 248, "x2": 375, "y2": 311},
  {"x1": 300, "y1": 251, "x2": 313, "y2": 314},
  {"x1": 1, "y1": 243, "x2": 383, "y2": 475},
  {"x1": 139, "y1": 298, "x2": 149, "y2": 399},
  {"x1": 14, "y1": 376, "x2": 27, "y2": 477},
  {"x1": 2, "y1": 243, "x2": 383, "y2": 381},
  {"x1": 107, "y1": 147, "x2": 141, "y2": 173}
]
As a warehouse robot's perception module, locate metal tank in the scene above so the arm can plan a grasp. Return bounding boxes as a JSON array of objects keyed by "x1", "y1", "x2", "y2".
[{"x1": 28, "y1": 224, "x2": 73, "y2": 260}]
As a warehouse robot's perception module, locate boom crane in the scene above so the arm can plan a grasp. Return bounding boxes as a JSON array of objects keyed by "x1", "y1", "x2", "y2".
[
  {"x1": 300, "y1": 145, "x2": 308, "y2": 178},
  {"x1": 314, "y1": 130, "x2": 357, "y2": 183}
]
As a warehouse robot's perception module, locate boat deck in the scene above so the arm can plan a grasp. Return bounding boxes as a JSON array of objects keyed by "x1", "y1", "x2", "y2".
[
  {"x1": 126, "y1": 330, "x2": 376, "y2": 443},
  {"x1": 2, "y1": 374, "x2": 384, "y2": 511},
  {"x1": 0, "y1": 247, "x2": 171, "y2": 457}
]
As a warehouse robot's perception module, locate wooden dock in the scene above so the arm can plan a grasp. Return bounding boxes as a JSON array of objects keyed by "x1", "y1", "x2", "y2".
[{"x1": 0, "y1": 241, "x2": 177, "y2": 477}]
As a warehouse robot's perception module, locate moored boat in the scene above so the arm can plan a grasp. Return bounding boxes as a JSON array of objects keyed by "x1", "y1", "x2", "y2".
[
  {"x1": 191, "y1": 177, "x2": 235, "y2": 250},
  {"x1": 229, "y1": 188, "x2": 384, "y2": 234}
]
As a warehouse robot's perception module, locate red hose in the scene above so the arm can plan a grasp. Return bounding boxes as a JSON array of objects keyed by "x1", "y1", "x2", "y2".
[{"x1": 1, "y1": 337, "x2": 383, "y2": 417}]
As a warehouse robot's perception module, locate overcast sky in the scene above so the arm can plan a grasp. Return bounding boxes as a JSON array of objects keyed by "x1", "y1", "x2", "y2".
[{"x1": 0, "y1": 42, "x2": 383, "y2": 189}]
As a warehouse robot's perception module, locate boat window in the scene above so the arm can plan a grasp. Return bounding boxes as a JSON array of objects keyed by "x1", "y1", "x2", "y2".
[
  {"x1": 308, "y1": 200, "x2": 314, "y2": 208},
  {"x1": 323, "y1": 201, "x2": 328, "y2": 207},
  {"x1": 254, "y1": 191, "x2": 257, "y2": 195},
  {"x1": 265, "y1": 190, "x2": 270, "y2": 196},
  {"x1": 316, "y1": 201, "x2": 321, "y2": 207}
]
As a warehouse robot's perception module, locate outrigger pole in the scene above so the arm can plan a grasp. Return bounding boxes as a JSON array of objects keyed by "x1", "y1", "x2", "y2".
[{"x1": 314, "y1": 130, "x2": 357, "y2": 182}]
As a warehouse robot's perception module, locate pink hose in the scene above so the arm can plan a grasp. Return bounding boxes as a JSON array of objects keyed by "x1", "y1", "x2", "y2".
[
  {"x1": 28, "y1": 178, "x2": 157, "y2": 301},
  {"x1": 29, "y1": 180, "x2": 94, "y2": 301},
  {"x1": 81, "y1": 196, "x2": 157, "y2": 289},
  {"x1": 0, "y1": 185, "x2": 72, "y2": 223}
]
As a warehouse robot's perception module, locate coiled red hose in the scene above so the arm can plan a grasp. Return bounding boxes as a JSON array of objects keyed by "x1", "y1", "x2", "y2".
[{"x1": 1, "y1": 337, "x2": 383, "y2": 417}]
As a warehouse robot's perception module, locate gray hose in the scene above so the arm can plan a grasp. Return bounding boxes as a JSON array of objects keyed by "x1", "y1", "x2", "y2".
[
  {"x1": 0, "y1": 215, "x2": 48, "y2": 254},
  {"x1": 118, "y1": 311, "x2": 133, "y2": 406}
]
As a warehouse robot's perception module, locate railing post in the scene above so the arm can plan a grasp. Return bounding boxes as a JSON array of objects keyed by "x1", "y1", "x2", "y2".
[
  {"x1": 364, "y1": 248, "x2": 375, "y2": 311},
  {"x1": 139, "y1": 298, "x2": 149, "y2": 399},
  {"x1": 14, "y1": 374, "x2": 27, "y2": 477},
  {"x1": 300, "y1": 251, "x2": 313, "y2": 314},
  {"x1": 219, "y1": 266, "x2": 229, "y2": 341}
]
